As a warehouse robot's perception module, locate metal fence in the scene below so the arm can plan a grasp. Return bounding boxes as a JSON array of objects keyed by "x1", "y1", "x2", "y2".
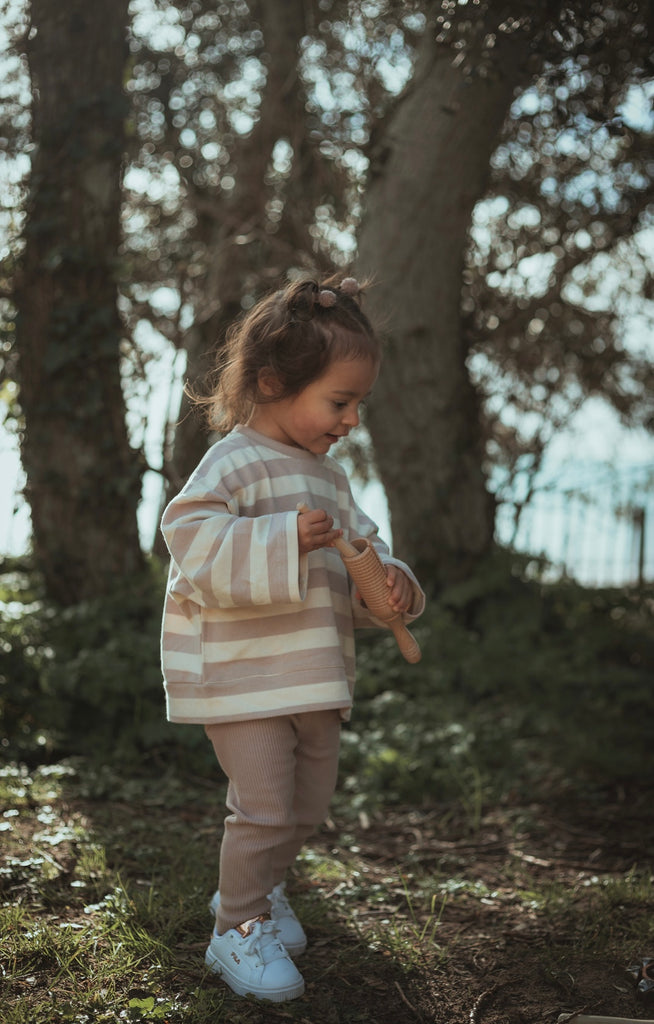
[{"x1": 494, "y1": 462, "x2": 653, "y2": 587}]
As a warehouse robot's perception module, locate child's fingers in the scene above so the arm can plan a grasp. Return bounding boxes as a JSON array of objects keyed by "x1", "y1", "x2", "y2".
[
  {"x1": 386, "y1": 565, "x2": 402, "y2": 597},
  {"x1": 298, "y1": 509, "x2": 342, "y2": 552},
  {"x1": 309, "y1": 510, "x2": 341, "y2": 545},
  {"x1": 386, "y1": 566, "x2": 412, "y2": 612}
]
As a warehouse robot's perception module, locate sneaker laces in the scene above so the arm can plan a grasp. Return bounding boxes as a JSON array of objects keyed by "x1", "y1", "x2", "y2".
[
  {"x1": 239, "y1": 917, "x2": 287, "y2": 965},
  {"x1": 268, "y1": 883, "x2": 293, "y2": 917}
]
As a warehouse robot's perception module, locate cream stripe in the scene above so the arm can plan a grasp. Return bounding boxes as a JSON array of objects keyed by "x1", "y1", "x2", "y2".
[
  {"x1": 164, "y1": 650, "x2": 203, "y2": 671},
  {"x1": 201, "y1": 647, "x2": 347, "y2": 685},
  {"x1": 283, "y1": 512, "x2": 303, "y2": 601},
  {"x1": 251, "y1": 515, "x2": 272, "y2": 605},
  {"x1": 202, "y1": 626, "x2": 342, "y2": 661},
  {"x1": 168, "y1": 680, "x2": 352, "y2": 720},
  {"x1": 224, "y1": 523, "x2": 248, "y2": 607}
]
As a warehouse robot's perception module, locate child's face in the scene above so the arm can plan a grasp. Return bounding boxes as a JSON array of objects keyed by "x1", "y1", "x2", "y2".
[{"x1": 249, "y1": 356, "x2": 379, "y2": 454}]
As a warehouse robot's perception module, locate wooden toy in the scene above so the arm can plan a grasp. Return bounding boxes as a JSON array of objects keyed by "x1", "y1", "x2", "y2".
[{"x1": 297, "y1": 504, "x2": 421, "y2": 663}]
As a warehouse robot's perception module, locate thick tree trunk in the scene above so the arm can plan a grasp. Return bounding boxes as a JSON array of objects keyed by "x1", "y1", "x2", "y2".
[
  {"x1": 15, "y1": 0, "x2": 144, "y2": 604},
  {"x1": 356, "y1": 10, "x2": 559, "y2": 587}
]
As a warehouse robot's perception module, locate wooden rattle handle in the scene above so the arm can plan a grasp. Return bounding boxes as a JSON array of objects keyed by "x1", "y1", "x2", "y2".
[{"x1": 297, "y1": 503, "x2": 421, "y2": 664}]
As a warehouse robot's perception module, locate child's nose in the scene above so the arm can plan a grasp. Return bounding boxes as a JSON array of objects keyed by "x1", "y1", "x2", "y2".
[{"x1": 342, "y1": 405, "x2": 359, "y2": 427}]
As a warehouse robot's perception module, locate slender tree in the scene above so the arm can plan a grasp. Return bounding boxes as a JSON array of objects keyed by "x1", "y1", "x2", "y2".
[{"x1": 14, "y1": 0, "x2": 144, "y2": 604}]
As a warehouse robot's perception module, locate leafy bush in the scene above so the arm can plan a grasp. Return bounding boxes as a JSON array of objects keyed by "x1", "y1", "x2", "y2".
[
  {"x1": 339, "y1": 549, "x2": 654, "y2": 811},
  {"x1": 2, "y1": 548, "x2": 653, "y2": 806},
  {"x1": 0, "y1": 557, "x2": 212, "y2": 771}
]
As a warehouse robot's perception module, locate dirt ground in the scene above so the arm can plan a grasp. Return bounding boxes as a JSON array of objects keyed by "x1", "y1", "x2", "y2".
[
  {"x1": 2, "y1": 770, "x2": 654, "y2": 1024},
  {"x1": 298, "y1": 785, "x2": 654, "y2": 1024}
]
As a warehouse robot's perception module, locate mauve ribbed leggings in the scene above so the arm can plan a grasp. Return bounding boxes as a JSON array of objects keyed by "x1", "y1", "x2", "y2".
[{"x1": 205, "y1": 709, "x2": 342, "y2": 934}]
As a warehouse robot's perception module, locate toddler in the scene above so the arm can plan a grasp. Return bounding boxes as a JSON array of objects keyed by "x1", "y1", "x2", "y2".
[{"x1": 160, "y1": 275, "x2": 425, "y2": 1002}]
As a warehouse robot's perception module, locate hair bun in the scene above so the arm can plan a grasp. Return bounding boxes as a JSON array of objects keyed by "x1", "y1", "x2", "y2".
[
  {"x1": 317, "y1": 288, "x2": 337, "y2": 307},
  {"x1": 340, "y1": 277, "x2": 360, "y2": 296}
]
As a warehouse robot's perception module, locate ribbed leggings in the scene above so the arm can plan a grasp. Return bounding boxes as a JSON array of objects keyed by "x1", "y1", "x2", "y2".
[{"x1": 205, "y1": 709, "x2": 342, "y2": 934}]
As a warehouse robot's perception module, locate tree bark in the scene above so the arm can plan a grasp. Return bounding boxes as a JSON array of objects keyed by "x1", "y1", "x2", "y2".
[
  {"x1": 356, "y1": 9, "x2": 560, "y2": 587},
  {"x1": 15, "y1": 0, "x2": 144, "y2": 604},
  {"x1": 161, "y1": 0, "x2": 317, "y2": 499}
]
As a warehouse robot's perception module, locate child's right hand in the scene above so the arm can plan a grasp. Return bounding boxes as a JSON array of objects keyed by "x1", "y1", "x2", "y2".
[{"x1": 297, "y1": 508, "x2": 343, "y2": 554}]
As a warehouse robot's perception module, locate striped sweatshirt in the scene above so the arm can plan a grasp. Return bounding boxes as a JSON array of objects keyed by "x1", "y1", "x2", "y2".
[{"x1": 160, "y1": 424, "x2": 425, "y2": 724}]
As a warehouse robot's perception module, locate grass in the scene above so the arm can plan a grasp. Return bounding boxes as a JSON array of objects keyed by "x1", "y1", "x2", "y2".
[
  {"x1": 2, "y1": 560, "x2": 654, "y2": 1021},
  {"x1": 2, "y1": 760, "x2": 654, "y2": 1024}
]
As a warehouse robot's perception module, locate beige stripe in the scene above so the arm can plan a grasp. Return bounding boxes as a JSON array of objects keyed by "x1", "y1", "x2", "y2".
[
  {"x1": 180, "y1": 647, "x2": 345, "y2": 684},
  {"x1": 199, "y1": 603, "x2": 348, "y2": 642},
  {"x1": 160, "y1": 664, "x2": 199, "y2": 683},
  {"x1": 236, "y1": 480, "x2": 340, "y2": 517},
  {"x1": 163, "y1": 648, "x2": 357, "y2": 689},
  {"x1": 162, "y1": 602, "x2": 196, "y2": 632}
]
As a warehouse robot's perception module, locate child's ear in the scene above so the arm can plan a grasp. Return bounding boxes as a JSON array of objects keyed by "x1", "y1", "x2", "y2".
[{"x1": 258, "y1": 367, "x2": 282, "y2": 397}]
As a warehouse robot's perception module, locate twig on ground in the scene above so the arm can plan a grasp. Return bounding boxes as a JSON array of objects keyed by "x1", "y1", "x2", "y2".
[
  {"x1": 558, "y1": 1016, "x2": 654, "y2": 1024},
  {"x1": 470, "y1": 984, "x2": 500, "y2": 1024},
  {"x1": 394, "y1": 979, "x2": 422, "y2": 1020}
]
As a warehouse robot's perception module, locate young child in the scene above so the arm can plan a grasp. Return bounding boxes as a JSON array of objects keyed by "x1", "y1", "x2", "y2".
[{"x1": 160, "y1": 275, "x2": 425, "y2": 1003}]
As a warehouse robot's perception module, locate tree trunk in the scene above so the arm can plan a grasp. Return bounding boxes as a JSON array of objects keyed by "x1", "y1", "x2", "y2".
[
  {"x1": 356, "y1": 9, "x2": 559, "y2": 587},
  {"x1": 160, "y1": 0, "x2": 319, "y2": 497},
  {"x1": 15, "y1": 0, "x2": 144, "y2": 605}
]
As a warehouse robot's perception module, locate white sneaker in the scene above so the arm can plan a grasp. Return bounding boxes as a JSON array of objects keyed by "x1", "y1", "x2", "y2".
[
  {"x1": 209, "y1": 882, "x2": 308, "y2": 956},
  {"x1": 205, "y1": 915, "x2": 305, "y2": 1002}
]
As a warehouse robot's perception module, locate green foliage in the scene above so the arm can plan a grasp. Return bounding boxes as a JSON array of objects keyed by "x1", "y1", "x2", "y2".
[
  {"x1": 1, "y1": 551, "x2": 653, "y2": 805},
  {"x1": 339, "y1": 549, "x2": 654, "y2": 812},
  {"x1": 0, "y1": 557, "x2": 212, "y2": 770}
]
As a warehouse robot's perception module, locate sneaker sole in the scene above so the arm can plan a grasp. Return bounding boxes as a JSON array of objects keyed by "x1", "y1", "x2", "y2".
[{"x1": 204, "y1": 946, "x2": 305, "y2": 1002}]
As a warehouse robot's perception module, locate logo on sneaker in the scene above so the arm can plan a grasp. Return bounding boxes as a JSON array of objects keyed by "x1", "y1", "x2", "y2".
[{"x1": 230, "y1": 952, "x2": 241, "y2": 964}]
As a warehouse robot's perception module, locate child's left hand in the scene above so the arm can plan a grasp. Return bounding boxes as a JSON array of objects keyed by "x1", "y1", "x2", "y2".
[{"x1": 384, "y1": 565, "x2": 414, "y2": 615}]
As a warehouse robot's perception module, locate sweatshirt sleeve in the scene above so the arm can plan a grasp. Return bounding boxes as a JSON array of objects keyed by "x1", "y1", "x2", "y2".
[
  {"x1": 334, "y1": 468, "x2": 426, "y2": 624},
  {"x1": 161, "y1": 490, "x2": 308, "y2": 610}
]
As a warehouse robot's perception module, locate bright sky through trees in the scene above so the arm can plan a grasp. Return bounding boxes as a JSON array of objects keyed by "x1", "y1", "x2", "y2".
[{"x1": 1, "y1": 0, "x2": 653, "y2": 583}]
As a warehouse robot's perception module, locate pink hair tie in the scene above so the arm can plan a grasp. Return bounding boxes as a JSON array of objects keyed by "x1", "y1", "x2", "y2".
[
  {"x1": 317, "y1": 288, "x2": 337, "y2": 307},
  {"x1": 340, "y1": 277, "x2": 359, "y2": 295}
]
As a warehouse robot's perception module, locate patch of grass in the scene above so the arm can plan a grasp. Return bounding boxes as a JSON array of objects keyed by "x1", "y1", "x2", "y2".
[
  {"x1": 560, "y1": 870, "x2": 654, "y2": 957},
  {"x1": 1, "y1": 761, "x2": 653, "y2": 1024},
  {"x1": 364, "y1": 875, "x2": 448, "y2": 972}
]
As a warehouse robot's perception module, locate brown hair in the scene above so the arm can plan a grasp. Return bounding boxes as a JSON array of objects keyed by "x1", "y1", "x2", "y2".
[{"x1": 198, "y1": 275, "x2": 379, "y2": 432}]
